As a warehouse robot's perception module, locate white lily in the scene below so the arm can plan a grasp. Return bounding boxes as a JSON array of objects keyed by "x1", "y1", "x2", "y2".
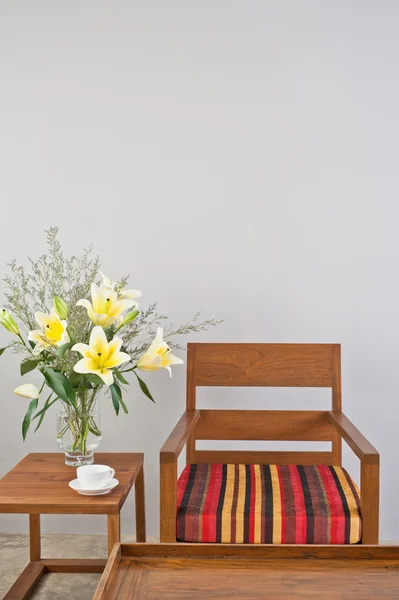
[
  {"x1": 100, "y1": 272, "x2": 116, "y2": 290},
  {"x1": 77, "y1": 283, "x2": 137, "y2": 329},
  {"x1": 136, "y1": 327, "x2": 183, "y2": 376},
  {"x1": 72, "y1": 325, "x2": 130, "y2": 386},
  {"x1": 14, "y1": 383, "x2": 40, "y2": 399},
  {"x1": 100, "y1": 272, "x2": 142, "y2": 302},
  {"x1": 119, "y1": 288, "x2": 142, "y2": 301},
  {"x1": 28, "y1": 311, "x2": 70, "y2": 350}
]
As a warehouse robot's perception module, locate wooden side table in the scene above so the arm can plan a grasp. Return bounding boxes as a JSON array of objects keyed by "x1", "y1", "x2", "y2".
[{"x1": 0, "y1": 452, "x2": 146, "y2": 600}]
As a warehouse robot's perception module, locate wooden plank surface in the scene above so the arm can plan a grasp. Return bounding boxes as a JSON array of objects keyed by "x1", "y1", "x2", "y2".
[
  {"x1": 94, "y1": 544, "x2": 399, "y2": 600},
  {"x1": 191, "y1": 450, "x2": 334, "y2": 465},
  {"x1": 193, "y1": 343, "x2": 334, "y2": 387},
  {"x1": 120, "y1": 543, "x2": 399, "y2": 560},
  {"x1": 0, "y1": 453, "x2": 143, "y2": 514},
  {"x1": 92, "y1": 544, "x2": 121, "y2": 600},
  {"x1": 194, "y1": 410, "x2": 334, "y2": 441}
]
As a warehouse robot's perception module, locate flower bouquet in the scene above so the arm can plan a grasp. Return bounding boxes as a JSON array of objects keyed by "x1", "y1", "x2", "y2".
[{"x1": 0, "y1": 228, "x2": 220, "y2": 465}]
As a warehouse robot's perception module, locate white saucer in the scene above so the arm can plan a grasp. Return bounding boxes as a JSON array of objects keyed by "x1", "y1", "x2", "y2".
[{"x1": 69, "y1": 478, "x2": 119, "y2": 496}]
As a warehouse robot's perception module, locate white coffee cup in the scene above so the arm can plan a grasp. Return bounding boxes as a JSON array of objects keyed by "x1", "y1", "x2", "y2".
[{"x1": 77, "y1": 464, "x2": 115, "y2": 490}]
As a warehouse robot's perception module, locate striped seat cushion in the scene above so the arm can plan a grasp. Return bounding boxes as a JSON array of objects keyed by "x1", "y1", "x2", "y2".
[{"x1": 177, "y1": 464, "x2": 362, "y2": 544}]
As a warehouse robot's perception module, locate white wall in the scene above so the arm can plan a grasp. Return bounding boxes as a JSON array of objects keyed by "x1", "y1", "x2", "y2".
[{"x1": 0, "y1": 0, "x2": 398, "y2": 540}]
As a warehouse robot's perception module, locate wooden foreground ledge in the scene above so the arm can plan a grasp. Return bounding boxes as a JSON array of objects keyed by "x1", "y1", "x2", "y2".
[{"x1": 93, "y1": 543, "x2": 399, "y2": 600}]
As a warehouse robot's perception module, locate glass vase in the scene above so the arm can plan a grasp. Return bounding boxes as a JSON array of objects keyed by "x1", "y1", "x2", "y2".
[{"x1": 56, "y1": 389, "x2": 102, "y2": 466}]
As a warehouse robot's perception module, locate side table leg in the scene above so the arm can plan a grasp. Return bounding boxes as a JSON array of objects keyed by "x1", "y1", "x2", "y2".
[
  {"x1": 29, "y1": 514, "x2": 41, "y2": 561},
  {"x1": 107, "y1": 513, "x2": 120, "y2": 556},
  {"x1": 135, "y1": 463, "x2": 146, "y2": 542}
]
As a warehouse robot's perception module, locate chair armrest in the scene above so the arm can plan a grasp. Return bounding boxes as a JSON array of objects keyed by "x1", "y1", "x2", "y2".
[
  {"x1": 159, "y1": 410, "x2": 200, "y2": 542},
  {"x1": 160, "y1": 410, "x2": 201, "y2": 462},
  {"x1": 328, "y1": 411, "x2": 379, "y2": 464}
]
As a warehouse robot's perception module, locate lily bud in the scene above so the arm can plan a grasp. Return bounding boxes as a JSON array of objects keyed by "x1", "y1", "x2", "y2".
[
  {"x1": 0, "y1": 309, "x2": 20, "y2": 335},
  {"x1": 122, "y1": 310, "x2": 139, "y2": 325},
  {"x1": 53, "y1": 296, "x2": 68, "y2": 320},
  {"x1": 14, "y1": 383, "x2": 40, "y2": 399}
]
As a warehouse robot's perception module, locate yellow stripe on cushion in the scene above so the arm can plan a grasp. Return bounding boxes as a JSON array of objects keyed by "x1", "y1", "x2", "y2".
[
  {"x1": 235, "y1": 464, "x2": 246, "y2": 543},
  {"x1": 270, "y1": 465, "x2": 282, "y2": 544},
  {"x1": 335, "y1": 467, "x2": 361, "y2": 544},
  {"x1": 221, "y1": 464, "x2": 235, "y2": 543},
  {"x1": 254, "y1": 465, "x2": 262, "y2": 544}
]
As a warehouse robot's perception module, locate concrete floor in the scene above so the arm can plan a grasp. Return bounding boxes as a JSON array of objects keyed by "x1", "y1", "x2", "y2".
[{"x1": 0, "y1": 534, "x2": 108, "y2": 599}]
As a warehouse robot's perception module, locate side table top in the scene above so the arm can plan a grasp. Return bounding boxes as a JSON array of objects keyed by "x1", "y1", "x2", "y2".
[{"x1": 0, "y1": 452, "x2": 144, "y2": 515}]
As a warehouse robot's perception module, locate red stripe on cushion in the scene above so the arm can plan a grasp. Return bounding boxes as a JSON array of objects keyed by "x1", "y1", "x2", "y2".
[
  {"x1": 288, "y1": 465, "x2": 307, "y2": 544},
  {"x1": 249, "y1": 465, "x2": 256, "y2": 543}
]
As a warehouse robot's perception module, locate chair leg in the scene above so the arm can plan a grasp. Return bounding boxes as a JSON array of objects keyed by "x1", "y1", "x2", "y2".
[
  {"x1": 160, "y1": 458, "x2": 177, "y2": 542},
  {"x1": 360, "y1": 461, "x2": 379, "y2": 544}
]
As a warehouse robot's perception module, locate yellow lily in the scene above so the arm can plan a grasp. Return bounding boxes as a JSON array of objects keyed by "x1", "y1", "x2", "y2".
[
  {"x1": 77, "y1": 283, "x2": 137, "y2": 329},
  {"x1": 136, "y1": 327, "x2": 183, "y2": 376},
  {"x1": 28, "y1": 311, "x2": 70, "y2": 350},
  {"x1": 100, "y1": 272, "x2": 142, "y2": 302},
  {"x1": 72, "y1": 325, "x2": 130, "y2": 386}
]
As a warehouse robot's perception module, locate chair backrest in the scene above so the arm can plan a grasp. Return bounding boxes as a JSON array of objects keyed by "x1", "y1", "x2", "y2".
[{"x1": 186, "y1": 342, "x2": 342, "y2": 466}]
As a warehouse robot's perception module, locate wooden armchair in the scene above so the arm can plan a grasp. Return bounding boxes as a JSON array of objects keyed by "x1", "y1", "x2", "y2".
[{"x1": 160, "y1": 343, "x2": 379, "y2": 544}]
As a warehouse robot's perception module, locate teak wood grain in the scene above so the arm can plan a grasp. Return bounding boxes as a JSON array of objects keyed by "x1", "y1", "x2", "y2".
[
  {"x1": 160, "y1": 342, "x2": 380, "y2": 544},
  {"x1": 193, "y1": 342, "x2": 335, "y2": 387},
  {"x1": 93, "y1": 543, "x2": 399, "y2": 600},
  {"x1": 328, "y1": 411, "x2": 379, "y2": 464},
  {"x1": 194, "y1": 409, "x2": 334, "y2": 441},
  {"x1": 191, "y1": 450, "x2": 334, "y2": 465},
  {"x1": 0, "y1": 453, "x2": 143, "y2": 514},
  {"x1": 1, "y1": 453, "x2": 146, "y2": 600}
]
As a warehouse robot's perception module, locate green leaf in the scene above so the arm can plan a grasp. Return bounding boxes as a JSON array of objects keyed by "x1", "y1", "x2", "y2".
[
  {"x1": 114, "y1": 368, "x2": 129, "y2": 385},
  {"x1": 68, "y1": 371, "x2": 84, "y2": 387},
  {"x1": 43, "y1": 368, "x2": 76, "y2": 407},
  {"x1": 28, "y1": 340, "x2": 36, "y2": 349},
  {"x1": 104, "y1": 327, "x2": 114, "y2": 342},
  {"x1": 0, "y1": 347, "x2": 7, "y2": 356},
  {"x1": 33, "y1": 395, "x2": 57, "y2": 432},
  {"x1": 22, "y1": 397, "x2": 38, "y2": 441},
  {"x1": 133, "y1": 371, "x2": 155, "y2": 403},
  {"x1": 86, "y1": 374, "x2": 104, "y2": 387},
  {"x1": 32, "y1": 395, "x2": 58, "y2": 420},
  {"x1": 20, "y1": 359, "x2": 39, "y2": 376},
  {"x1": 119, "y1": 397, "x2": 128, "y2": 414},
  {"x1": 56, "y1": 341, "x2": 74, "y2": 357},
  {"x1": 57, "y1": 372, "x2": 76, "y2": 407},
  {"x1": 110, "y1": 383, "x2": 121, "y2": 415}
]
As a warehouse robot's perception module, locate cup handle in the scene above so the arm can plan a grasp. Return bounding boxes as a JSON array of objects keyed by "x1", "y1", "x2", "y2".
[{"x1": 109, "y1": 468, "x2": 115, "y2": 480}]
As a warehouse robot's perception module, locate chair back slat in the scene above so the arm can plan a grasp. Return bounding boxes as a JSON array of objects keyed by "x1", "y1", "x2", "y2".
[
  {"x1": 191, "y1": 343, "x2": 335, "y2": 388},
  {"x1": 194, "y1": 410, "x2": 333, "y2": 441},
  {"x1": 192, "y1": 450, "x2": 334, "y2": 465},
  {"x1": 185, "y1": 342, "x2": 342, "y2": 465}
]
